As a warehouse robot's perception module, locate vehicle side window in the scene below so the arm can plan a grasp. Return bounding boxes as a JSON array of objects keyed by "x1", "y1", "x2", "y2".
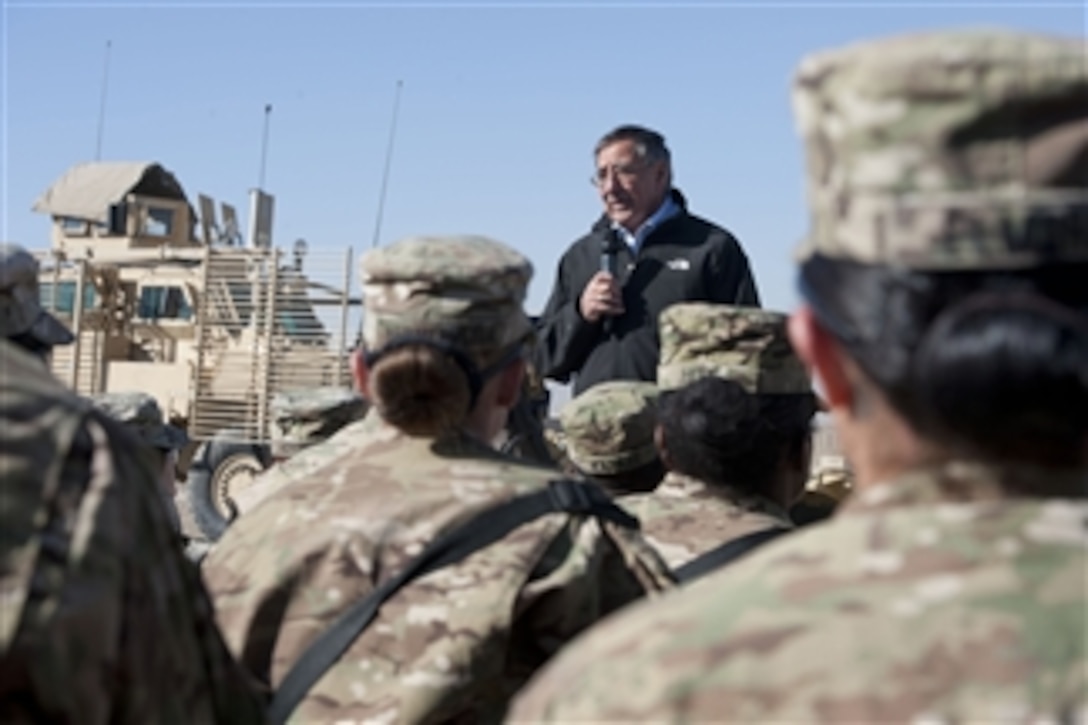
[
  {"x1": 138, "y1": 285, "x2": 193, "y2": 320},
  {"x1": 143, "y1": 207, "x2": 175, "y2": 237},
  {"x1": 39, "y1": 282, "x2": 98, "y2": 314}
]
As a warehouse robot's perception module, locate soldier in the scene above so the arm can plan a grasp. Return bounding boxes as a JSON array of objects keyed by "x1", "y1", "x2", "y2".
[
  {"x1": 268, "y1": 387, "x2": 369, "y2": 461},
  {"x1": 621, "y1": 303, "x2": 816, "y2": 570},
  {"x1": 227, "y1": 386, "x2": 370, "y2": 518},
  {"x1": 0, "y1": 242, "x2": 74, "y2": 359},
  {"x1": 556, "y1": 380, "x2": 664, "y2": 495},
  {"x1": 507, "y1": 28, "x2": 1088, "y2": 722},
  {"x1": 88, "y1": 391, "x2": 189, "y2": 534},
  {"x1": 201, "y1": 235, "x2": 674, "y2": 723},
  {"x1": 496, "y1": 358, "x2": 556, "y2": 466},
  {"x1": 540, "y1": 419, "x2": 570, "y2": 472},
  {"x1": 791, "y1": 451, "x2": 855, "y2": 526},
  {"x1": 0, "y1": 339, "x2": 264, "y2": 723}
]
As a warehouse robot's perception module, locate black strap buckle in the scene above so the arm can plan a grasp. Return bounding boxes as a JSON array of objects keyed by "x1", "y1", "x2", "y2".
[{"x1": 547, "y1": 479, "x2": 600, "y2": 514}]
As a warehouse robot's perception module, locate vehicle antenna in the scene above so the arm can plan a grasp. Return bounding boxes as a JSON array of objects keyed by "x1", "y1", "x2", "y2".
[
  {"x1": 95, "y1": 40, "x2": 112, "y2": 161},
  {"x1": 258, "y1": 103, "x2": 273, "y2": 190},
  {"x1": 371, "y1": 79, "x2": 403, "y2": 249}
]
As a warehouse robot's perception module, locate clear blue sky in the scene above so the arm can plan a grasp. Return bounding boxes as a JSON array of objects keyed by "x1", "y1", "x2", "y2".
[{"x1": 4, "y1": 1, "x2": 1084, "y2": 319}]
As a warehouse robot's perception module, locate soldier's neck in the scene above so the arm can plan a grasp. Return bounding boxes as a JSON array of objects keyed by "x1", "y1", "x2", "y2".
[{"x1": 835, "y1": 398, "x2": 947, "y2": 492}]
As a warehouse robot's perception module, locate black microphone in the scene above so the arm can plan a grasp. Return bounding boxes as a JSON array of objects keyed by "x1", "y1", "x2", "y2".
[
  {"x1": 601, "y1": 231, "x2": 621, "y2": 276},
  {"x1": 600, "y1": 231, "x2": 623, "y2": 336}
]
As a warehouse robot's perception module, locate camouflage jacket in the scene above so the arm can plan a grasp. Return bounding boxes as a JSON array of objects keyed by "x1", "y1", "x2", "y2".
[
  {"x1": 620, "y1": 471, "x2": 793, "y2": 569},
  {"x1": 0, "y1": 341, "x2": 264, "y2": 724},
  {"x1": 202, "y1": 416, "x2": 675, "y2": 724},
  {"x1": 507, "y1": 461, "x2": 1088, "y2": 722},
  {"x1": 231, "y1": 412, "x2": 382, "y2": 517}
]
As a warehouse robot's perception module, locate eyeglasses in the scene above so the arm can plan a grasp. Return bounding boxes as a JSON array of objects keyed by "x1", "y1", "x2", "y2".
[{"x1": 590, "y1": 161, "x2": 648, "y2": 187}]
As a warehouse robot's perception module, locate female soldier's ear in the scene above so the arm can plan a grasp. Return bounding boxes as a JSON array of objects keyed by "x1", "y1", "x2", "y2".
[
  {"x1": 351, "y1": 349, "x2": 371, "y2": 400},
  {"x1": 494, "y1": 359, "x2": 527, "y2": 408},
  {"x1": 789, "y1": 306, "x2": 853, "y2": 416},
  {"x1": 653, "y1": 424, "x2": 672, "y2": 470}
]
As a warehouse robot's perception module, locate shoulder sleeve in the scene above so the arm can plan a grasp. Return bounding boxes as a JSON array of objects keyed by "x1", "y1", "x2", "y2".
[
  {"x1": 531, "y1": 245, "x2": 603, "y2": 382},
  {"x1": 0, "y1": 402, "x2": 265, "y2": 724},
  {"x1": 706, "y1": 229, "x2": 761, "y2": 307},
  {"x1": 99, "y1": 415, "x2": 267, "y2": 723}
]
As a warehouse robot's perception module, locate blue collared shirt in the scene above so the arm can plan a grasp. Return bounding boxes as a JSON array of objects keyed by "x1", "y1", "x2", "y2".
[{"x1": 612, "y1": 193, "x2": 681, "y2": 254}]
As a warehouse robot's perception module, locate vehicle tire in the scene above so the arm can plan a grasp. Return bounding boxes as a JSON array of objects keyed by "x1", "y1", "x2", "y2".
[{"x1": 186, "y1": 430, "x2": 272, "y2": 541}]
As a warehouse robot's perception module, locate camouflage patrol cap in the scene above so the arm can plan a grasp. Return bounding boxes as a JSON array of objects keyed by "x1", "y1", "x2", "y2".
[
  {"x1": 792, "y1": 28, "x2": 1088, "y2": 270},
  {"x1": 657, "y1": 303, "x2": 812, "y2": 394},
  {"x1": 360, "y1": 235, "x2": 534, "y2": 366},
  {"x1": 559, "y1": 381, "x2": 660, "y2": 476},
  {"x1": 0, "y1": 243, "x2": 74, "y2": 346},
  {"x1": 542, "y1": 423, "x2": 575, "y2": 475},
  {"x1": 89, "y1": 391, "x2": 188, "y2": 451},
  {"x1": 271, "y1": 386, "x2": 368, "y2": 458}
]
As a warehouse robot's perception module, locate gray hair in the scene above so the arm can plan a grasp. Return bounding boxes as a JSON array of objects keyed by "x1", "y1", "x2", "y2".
[{"x1": 594, "y1": 124, "x2": 671, "y2": 164}]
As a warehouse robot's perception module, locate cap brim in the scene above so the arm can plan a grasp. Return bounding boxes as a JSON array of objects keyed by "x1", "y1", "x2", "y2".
[
  {"x1": 150, "y1": 425, "x2": 189, "y2": 451},
  {"x1": 30, "y1": 309, "x2": 75, "y2": 346}
]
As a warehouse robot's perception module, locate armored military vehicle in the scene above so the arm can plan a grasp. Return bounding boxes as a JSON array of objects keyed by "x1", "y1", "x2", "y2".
[{"x1": 29, "y1": 160, "x2": 361, "y2": 537}]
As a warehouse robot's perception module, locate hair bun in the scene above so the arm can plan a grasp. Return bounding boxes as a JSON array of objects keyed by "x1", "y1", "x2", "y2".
[{"x1": 912, "y1": 291, "x2": 1088, "y2": 463}]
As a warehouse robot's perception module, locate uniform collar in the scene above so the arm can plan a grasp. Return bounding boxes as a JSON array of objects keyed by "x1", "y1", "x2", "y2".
[
  {"x1": 658, "y1": 470, "x2": 793, "y2": 523},
  {"x1": 360, "y1": 410, "x2": 505, "y2": 462},
  {"x1": 608, "y1": 190, "x2": 683, "y2": 252},
  {"x1": 839, "y1": 460, "x2": 1088, "y2": 515}
]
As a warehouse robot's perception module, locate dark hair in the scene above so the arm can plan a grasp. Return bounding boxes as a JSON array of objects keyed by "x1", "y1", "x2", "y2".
[
  {"x1": 657, "y1": 377, "x2": 817, "y2": 494},
  {"x1": 588, "y1": 458, "x2": 666, "y2": 497},
  {"x1": 367, "y1": 345, "x2": 473, "y2": 436},
  {"x1": 594, "y1": 125, "x2": 670, "y2": 164},
  {"x1": 800, "y1": 256, "x2": 1088, "y2": 465}
]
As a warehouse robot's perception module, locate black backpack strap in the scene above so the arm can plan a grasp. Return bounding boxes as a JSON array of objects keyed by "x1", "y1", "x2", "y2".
[
  {"x1": 266, "y1": 478, "x2": 637, "y2": 724},
  {"x1": 673, "y1": 527, "x2": 790, "y2": 584}
]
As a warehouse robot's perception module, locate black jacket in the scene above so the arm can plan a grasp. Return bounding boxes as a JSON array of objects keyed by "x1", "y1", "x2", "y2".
[{"x1": 533, "y1": 190, "x2": 761, "y2": 396}]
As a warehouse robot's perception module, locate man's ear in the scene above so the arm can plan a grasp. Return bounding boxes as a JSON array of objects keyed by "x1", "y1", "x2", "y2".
[
  {"x1": 350, "y1": 350, "x2": 371, "y2": 399},
  {"x1": 789, "y1": 305, "x2": 853, "y2": 413},
  {"x1": 655, "y1": 159, "x2": 672, "y2": 188}
]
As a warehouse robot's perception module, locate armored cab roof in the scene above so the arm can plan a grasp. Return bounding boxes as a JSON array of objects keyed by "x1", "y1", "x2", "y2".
[{"x1": 32, "y1": 161, "x2": 189, "y2": 224}]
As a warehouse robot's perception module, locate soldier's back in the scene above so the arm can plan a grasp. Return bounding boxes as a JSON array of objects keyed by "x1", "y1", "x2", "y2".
[
  {"x1": 622, "y1": 471, "x2": 793, "y2": 569},
  {"x1": 509, "y1": 463, "x2": 1088, "y2": 722},
  {"x1": 231, "y1": 411, "x2": 380, "y2": 517},
  {"x1": 0, "y1": 340, "x2": 264, "y2": 724},
  {"x1": 203, "y1": 414, "x2": 672, "y2": 724}
]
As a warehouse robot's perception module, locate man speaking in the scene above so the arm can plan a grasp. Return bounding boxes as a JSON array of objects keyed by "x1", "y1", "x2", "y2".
[{"x1": 533, "y1": 125, "x2": 761, "y2": 396}]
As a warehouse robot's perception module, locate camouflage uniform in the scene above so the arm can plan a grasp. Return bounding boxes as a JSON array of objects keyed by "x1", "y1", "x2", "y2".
[
  {"x1": 495, "y1": 359, "x2": 556, "y2": 467},
  {"x1": 230, "y1": 386, "x2": 370, "y2": 516},
  {"x1": 0, "y1": 243, "x2": 74, "y2": 350},
  {"x1": 202, "y1": 235, "x2": 674, "y2": 724},
  {"x1": 621, "y1": 303, "x2": 811, "y2": 569},
  {"x1": 624, "y1": 471, "x2": 794, "y2": 569},
  {"x1": 508, "y1": 29, "x2": 1088, "y2": 722},
  {"x1": 0, "y1": 340, "x2": 263, "y2": 723},
  {"x1": 557, "y1": 380, "x2": 662, "y2": 495},
  {"x1": 88, "y1": 391, "x2": 189, "y2": 452},
  {"x1": 88, "y1": 390, "x2": 189, "y2": 533}
]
